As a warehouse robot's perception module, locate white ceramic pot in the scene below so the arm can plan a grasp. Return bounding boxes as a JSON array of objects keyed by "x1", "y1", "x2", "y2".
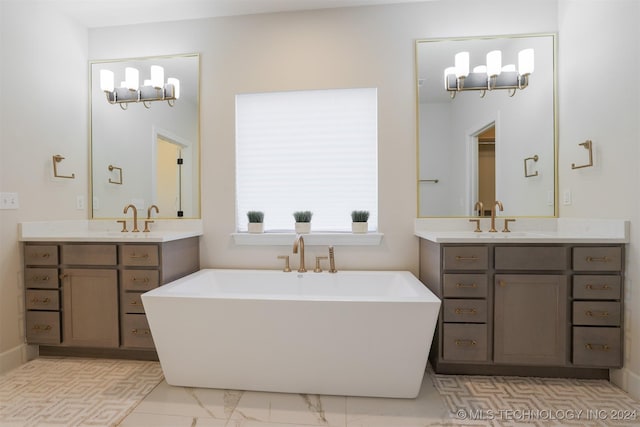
[
  {"x1": 248, "y1": 222, "x2": 264, "y2": 233},
  {"x1": 295, "y1": 222, "x2": 311, "y2": 233},
  {"x1": 352, "y1": 222, "x2": 368, "y2": 233}
]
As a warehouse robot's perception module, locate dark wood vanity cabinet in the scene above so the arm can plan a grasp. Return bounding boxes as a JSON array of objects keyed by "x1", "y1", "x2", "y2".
[
  {"x1": 420, "y1": 240, "x2": 624, "y2": 378},
  {"x1": 24, "y1": 245, "x2": 61, "y2": 344},
  {"x1": 24, "y1": 237, "x2": 199, "y2": 357}
]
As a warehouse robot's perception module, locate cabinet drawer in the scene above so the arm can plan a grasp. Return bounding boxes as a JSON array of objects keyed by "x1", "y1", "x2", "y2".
[
  {"x1": 443, "y1": 274, "x2": 488, "y2": 298},
  {"x1": 442, "y1": 323, "x2": 487, "y2": 361},
  {"x1": 443, "y1": 246, "x2": 488, "y2": 271},
  {"x1": 443, "y1": 299, "x2": 487, "y2": 323},
  {"x1": 121, "y1": 270, "x2": 159, "y2": 291},
  {"x1": 24, "y1": 268, "x2": 59, "y2": 289},
  {"x1": 121, "y1": 245, "x2": 159, "y2": 267},
  {"x1": 121, "y1": 292, "x2": 145, "y2": 314},
  {"x1": 26, "y1": 311, "x2": 60, "y2": 344},
  {"x1": 61, "y1": 244, "x2": 117, "y2": 266},
  {"x1": 573, "y1": 301, "x2": 620, "y2": 326},
  {"x1": 573, "y1": 275, "x2": 621, "y2": 300},
  {"x1": 26, "y1": 290, "x2": 59, "y2": 310},
  {"x1": 122, "y1": 314, "x2": 155, "y2": 349},
  {"x1": 24, "y1": 245, "x2": 58, "y2": 266},
  {"x1": 573, "y1": 326, "x2": 621, "y2": 367},
  {"x1": 573, "y1": 247, "x2": 622, "y2": 272},
  {"x1": 495, "y1": 246, "x2": 568, "y2": 270}
]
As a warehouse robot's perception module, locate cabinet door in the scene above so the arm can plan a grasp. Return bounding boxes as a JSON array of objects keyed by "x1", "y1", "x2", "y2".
[
  {"x1": 494, "y1": 274, "x2": 568, "y2": 365},
  {"x1": 61, "y1": 269, "x2": 119, "y2": 348}
]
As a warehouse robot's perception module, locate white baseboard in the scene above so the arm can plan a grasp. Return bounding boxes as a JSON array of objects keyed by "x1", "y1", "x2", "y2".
[
  {"x1": 611, "y1": 367, "x2": 640, "y2": 400},
  {"x1": 0, "y1": 344, "x2": 38, "y2": 375}
]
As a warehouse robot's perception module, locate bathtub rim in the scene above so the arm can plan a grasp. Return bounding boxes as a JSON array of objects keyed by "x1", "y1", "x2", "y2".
[{"x1": 142, "y1": 268, "x2": 440, "y2": 303}]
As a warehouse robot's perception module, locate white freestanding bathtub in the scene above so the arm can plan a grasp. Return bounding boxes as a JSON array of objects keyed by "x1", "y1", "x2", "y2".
[{"x1": 142, "y1": 269, "x2": 441, "y2": 398}]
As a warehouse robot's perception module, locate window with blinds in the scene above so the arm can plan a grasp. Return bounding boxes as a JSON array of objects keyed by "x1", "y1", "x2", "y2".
[{"x1": 235, "y1": 88, "x2": 378, "y2": 232}]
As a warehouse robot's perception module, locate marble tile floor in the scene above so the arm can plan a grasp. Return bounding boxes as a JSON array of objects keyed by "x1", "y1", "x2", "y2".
[
  {"x1": 117, "y1": 372, "x2": 452, "y2": 427},
  {"x1": 118, "y1": 367, "x2": 640, "y2": 427}
]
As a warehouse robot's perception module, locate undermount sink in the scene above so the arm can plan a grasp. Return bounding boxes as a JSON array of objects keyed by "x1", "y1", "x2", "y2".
[{"x1": 434, "y1": 231, "x2": 547, "y2": 238}]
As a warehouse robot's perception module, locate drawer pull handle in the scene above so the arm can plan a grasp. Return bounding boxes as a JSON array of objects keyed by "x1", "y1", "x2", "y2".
[
  {"x1": 585, "y1": 343, "x2": 610, "y2": 351},
  {"x1": 30, "y1": 297, "x2": 51, "y2": 304},
  {"x1": 32, "y1": 275, "x2": 50, "y2": 282},
  {"x1": 129, "y1": 253, "x2": 150, "y2": 259},
  {"x1": 586, "y1": 310, "x2": 609, "y2": 317},
  {"x1": 32, "y1": 253, "x2": 51, "y2": 259},
  {"x1": 456, "y1": 283, "x2": 477, "y2": 288},
  {"x1": 129, "y1": 301, "x2": 141, "y2": 306},
  {"x1": 586, "y1": 256, "x2": 611, "y2": 263},
  {"x1": 498, "y1": 280, "x2": 507, "y2": 287},
  {"x1": 455, "y1": 339, "x2": 477, "y2": 347},
  {"x1": 131, "y1": 328, "x2": 151, "y2": 336},
  {"x1": 32, "y1": 324, "x2": 52, "y2": 332},
  {"x1": 586, "y1": 284, "x2": 611, "y2": 291},
  {"x1": 454, "y1": 308, "x2": 477, "y2": 315},
  {"x1": 132, "y1": 277, "x2": 150, "y2": 283},
  {"x1": 455, "y1": 256, "x2": 479, "y2": 261}
]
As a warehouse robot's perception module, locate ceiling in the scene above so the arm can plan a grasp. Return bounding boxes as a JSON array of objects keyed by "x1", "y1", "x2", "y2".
[{"x1": 34, "y1": 0, "x2": 432, "y2": 28}]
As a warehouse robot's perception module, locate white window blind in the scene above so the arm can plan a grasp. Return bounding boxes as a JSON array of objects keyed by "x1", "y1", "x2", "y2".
[{"x1": 236, "y1": 88, "x2": 378, "y2": 232}]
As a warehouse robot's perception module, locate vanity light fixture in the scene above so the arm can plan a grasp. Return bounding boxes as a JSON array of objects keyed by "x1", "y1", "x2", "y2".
[
  {"x1": 100, "y1": 66, "x2": 180, "y2": 110},
  {"x1": 444, "y1": 48, "x2": 534, "y2": 98}
]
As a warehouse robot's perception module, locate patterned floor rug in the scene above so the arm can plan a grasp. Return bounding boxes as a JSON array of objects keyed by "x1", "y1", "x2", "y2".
[
  {"x1": 430, "y1": 369, "x2": 640, "y2": 426},
  {"x1": 0, "y1": 357, "x2": 163, "y2": 427}
]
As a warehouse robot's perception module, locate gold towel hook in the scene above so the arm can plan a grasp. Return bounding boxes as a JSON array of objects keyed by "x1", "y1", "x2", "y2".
[
  {"x1": 571, "y1": 140, "x2": 594, "y2": 169},
  {"x1": 108, "y1": 165, "x2": 123, "y2": 184},
  {"x1": 524, "y1": 154, "x2": 539, "y2": 178},
  {"x1": 52, "y1": 155, "x2": 75, "y2": 179}
]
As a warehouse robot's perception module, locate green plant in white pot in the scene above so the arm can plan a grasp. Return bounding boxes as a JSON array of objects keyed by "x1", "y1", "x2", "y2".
[
  {"x1": 247, "y1": 211, "x2": 264, "y2": 233},
  {"x1": 351, "y1": 210, "x2": 369, "y2": 233},
  {"x1": 293, "y1": 211, "x2": 312, "y2": 233}
]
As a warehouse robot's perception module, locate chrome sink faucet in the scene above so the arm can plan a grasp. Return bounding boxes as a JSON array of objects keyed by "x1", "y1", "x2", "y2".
[
  {"x1": 489, "y1": 200, "x2": 504, "y2": 233},
  {"x1": 292, "y1": 234, "x2": 306, "y2": 273}
]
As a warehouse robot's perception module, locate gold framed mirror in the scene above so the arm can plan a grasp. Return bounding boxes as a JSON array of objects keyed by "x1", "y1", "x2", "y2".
[
  {"x1": 416, "y1": 34, "x2": 557, "y2": 217},
  {"x1": 89, "y1": 53, "x2": 200, "y2": 219}
]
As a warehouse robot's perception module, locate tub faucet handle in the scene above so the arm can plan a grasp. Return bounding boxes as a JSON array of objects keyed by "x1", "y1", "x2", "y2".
[
  {"x1": 277, "y1": 255, "x2": 292, "y2": 272},
  {"x1": 328, "y1": 246, "x2": 337, "y2": 273},
  {"x1": 314, "y1": 256, "x2": 328, "y2": 273}
]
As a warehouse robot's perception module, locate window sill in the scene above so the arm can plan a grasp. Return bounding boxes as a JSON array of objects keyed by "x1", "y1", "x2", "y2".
[{"x1": 231, "y1": 232, "x2": 384, "y2": 246}]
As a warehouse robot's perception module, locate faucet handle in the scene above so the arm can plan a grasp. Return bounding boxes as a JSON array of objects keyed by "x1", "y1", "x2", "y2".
[
  {"x1": 277, "y1": 255, "x2": 292, "y2": 272},
  {"x1": 116, "y1": 220, "x2": 128, "y2": 232},
  {"x1": 143, "y1": 220, "x2": 154, "y2": 233},
  {"x1": 328, "y1": 246, "x2": 337, "y2": 273},
  {"x1": 468, "y1": 219, "x2": 481, "y2": 232},
  {"x1": 314, "y1": 256, "x2": 328, "y2": 273},
  {"x1": 502, "y1": 218, "x2": 516, "y2": 232}
]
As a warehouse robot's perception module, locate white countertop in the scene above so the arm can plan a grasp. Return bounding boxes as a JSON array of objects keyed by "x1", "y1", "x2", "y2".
[
  {"x1": 415, "y1": 218, "x2": 629, "y2": 244},
  {"x1": 19, "y1": 219, "x2": 203, "y2": 243}
]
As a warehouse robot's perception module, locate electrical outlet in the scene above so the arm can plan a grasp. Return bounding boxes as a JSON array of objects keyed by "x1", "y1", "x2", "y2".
[
  {"x1": 563, "y1": 189, "x2": 572, "y2": 205},
  {"x1": 0, "y1": 192, "x2": 19, "y2": 210},
  {"x1": 76, "y1": 195, "x2": 85, "y2": 210}
]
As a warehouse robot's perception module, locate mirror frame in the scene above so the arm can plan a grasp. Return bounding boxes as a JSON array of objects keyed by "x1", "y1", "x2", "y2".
[
  {"x1": 88, "y1": 52, "x2": 201, "y2": 219},
  {"x1": 415, "y1": 33, "x2": 558, "y2": 218}
]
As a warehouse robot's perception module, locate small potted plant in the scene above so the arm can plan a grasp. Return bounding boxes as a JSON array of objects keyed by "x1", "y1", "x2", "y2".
[
  {"x1": 351, "y1": 210, "x2": 369, "y2": 233},
  {"x1": 247, "y1": 211, "x2": 264, "y2": 233},
  {"x1": 293, "y1": 211, "x2": 313, "y2": 233}
]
